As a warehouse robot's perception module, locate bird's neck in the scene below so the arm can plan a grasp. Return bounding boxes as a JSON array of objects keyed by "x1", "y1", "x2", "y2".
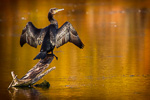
[{"x1": 48, "y1": 13, "x2": 58, "y2": 26}]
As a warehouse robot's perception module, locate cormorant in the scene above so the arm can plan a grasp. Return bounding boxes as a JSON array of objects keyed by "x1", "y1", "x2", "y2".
[{"x1": 20, "y1": 8, "x2": 84, "y2": 60}]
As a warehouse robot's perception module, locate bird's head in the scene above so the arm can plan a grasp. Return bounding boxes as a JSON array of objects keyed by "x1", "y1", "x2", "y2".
[{"x1": 49, "y1": 8, "x2": 64, "y2": 15}]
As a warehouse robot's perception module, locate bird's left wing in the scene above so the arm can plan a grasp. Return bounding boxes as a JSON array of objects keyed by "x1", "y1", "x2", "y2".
[{"x1": 55, "y1": 22, "x2": 84, "y2": 49}]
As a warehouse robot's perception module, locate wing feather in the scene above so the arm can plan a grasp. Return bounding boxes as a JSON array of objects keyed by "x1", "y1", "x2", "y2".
[
  {"x1": 20, "y1": 22, "x2": 48, "y2": 48},
  {"x1": 56, "y1": 22, "x2": 84, "y2": 48}
]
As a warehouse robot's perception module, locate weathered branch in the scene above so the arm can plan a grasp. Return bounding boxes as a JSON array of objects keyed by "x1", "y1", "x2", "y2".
[
  {"x1": 8, "y1": 73, "x2": 17, "y2": 89},
  {"x1": 32, "y1": 66, "x2": 56, "y2": 84},
  {"x1": 8, "y1": 55, "x2": 56, "y2": 89}
]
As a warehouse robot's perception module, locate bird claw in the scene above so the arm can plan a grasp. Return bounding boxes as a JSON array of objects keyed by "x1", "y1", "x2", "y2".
[
  {"x1": 55, "y1": 56, "x2": 58, "y2": 60},
  {"x1": 53, "y1": 54, "x2": 58, "y2": 60},
  {"x1": 47, "y1": 53, "x2": 58, "y2": 60}
]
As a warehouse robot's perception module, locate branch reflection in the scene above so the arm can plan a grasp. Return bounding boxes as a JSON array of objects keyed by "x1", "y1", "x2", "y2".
[{"x1": 8, "y1": 87, "x2": 41, "y2": 100}]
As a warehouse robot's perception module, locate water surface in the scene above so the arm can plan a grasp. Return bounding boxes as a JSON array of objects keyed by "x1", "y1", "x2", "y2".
[{"x1": 0, "y1": 0, "x2": 150, "y2": 99}]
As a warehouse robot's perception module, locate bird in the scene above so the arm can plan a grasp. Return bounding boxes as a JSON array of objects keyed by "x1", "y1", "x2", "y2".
[{"x1": 20, "y1": 8, "x2": 84, "y2": 60}]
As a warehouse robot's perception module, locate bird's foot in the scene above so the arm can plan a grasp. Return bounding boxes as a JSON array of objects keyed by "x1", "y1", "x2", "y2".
[
  {"x1": 47, "y1": 53, "x2": 58, "y2": 60},
  {"x1": 53, "y1": 54, "x2": 58, "y2": 60}
]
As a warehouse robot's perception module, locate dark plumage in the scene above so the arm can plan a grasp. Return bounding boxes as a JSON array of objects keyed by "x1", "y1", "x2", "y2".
[{"x1": 20, "y1": 8, "x2": 84, "y2": 60}]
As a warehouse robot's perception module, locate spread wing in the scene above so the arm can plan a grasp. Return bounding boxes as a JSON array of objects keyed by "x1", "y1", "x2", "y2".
[
  {"x1": 56, "y1": 22, "x2": 84, "y2": 48},
  {"x1": 20, "y1": 22, "x2": 48, "y2": 48}
]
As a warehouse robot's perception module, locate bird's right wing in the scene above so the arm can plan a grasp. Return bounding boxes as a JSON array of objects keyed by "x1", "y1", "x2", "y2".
[
  {"x1": 55, "y1": 22, "x2": 84, "y2": 49},
  {"x1": 20, "y1": 22, "x2": 48, "y2": 48}
]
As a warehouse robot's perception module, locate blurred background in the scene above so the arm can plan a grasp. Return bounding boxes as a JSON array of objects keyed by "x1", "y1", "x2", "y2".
[{"x1": 0, "y1": 0, "x2": 150, "y2": 99}]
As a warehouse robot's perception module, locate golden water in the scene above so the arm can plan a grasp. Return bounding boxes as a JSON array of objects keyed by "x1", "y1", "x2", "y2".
[{"x1": 0, "y1": 0, "x2": 150, "y2": 99}]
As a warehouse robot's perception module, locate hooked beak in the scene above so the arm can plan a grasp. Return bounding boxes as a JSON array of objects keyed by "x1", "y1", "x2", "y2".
[{"x1": 56, "y1": 8, "x2": 64, "y2": 12}]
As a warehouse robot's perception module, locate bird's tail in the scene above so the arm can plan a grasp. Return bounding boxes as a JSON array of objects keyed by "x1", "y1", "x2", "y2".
[{"x1": 33, "y1": 52, "x2": 47, "y2": 60}]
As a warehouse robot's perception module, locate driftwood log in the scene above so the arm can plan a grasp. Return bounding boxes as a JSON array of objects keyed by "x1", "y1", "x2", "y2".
[{"x1": 8, "y1": 55, "x2": 56, "y2": 89}]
